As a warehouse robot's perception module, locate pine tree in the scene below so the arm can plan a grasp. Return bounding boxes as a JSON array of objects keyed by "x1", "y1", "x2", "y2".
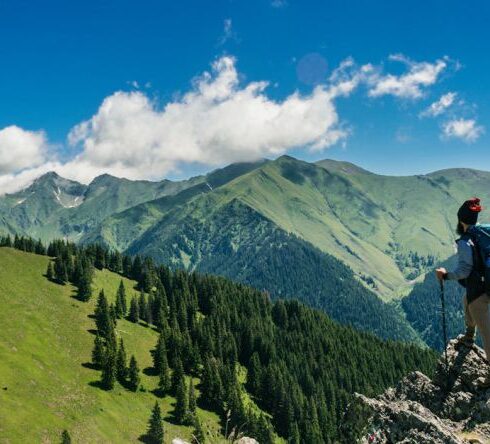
[
  {"x1": 95, "y1": 290, "x2": 113, "y2": 338},
  {"x1": 153, "y1": 332, "x2": 167, "y2": 373},
  {"x1": 191, "y1": 416, "x2": 205, "y2": 444},
  {"x1": 146, "y1": 401, "x2": 164, "y2": 444},
  {"x1": 54, "y1": 255, "x2": 68, "y2": 284},
  {"x1": 115, "y1": 280, "x2": 127, "y2": 318},
  {"x1": 61, "y1": 429, "x2": 71, "y2": 444},
  {"x1": 77, "y1": 265, "x2": 92, "y2": 302},
  {"x1": 92, "y1": 335, "x2": 105, "y2": 369},
  {"x1": 128, "y1": 296, "x2": 139, "y2": 323},
  {"x1": 128, "y1": 355, "x2": 140, "y2": 392},
  {"x1": 139, "y1": 291, "x2": 147, "y2": 322},
  {"x1": 188, "y1": 379, "x2": 197, "y2": 415},
  {"x1": 174, "y1": 378, "x2": 189, "y2": 424},
  {"x1": 116, "y1": 338, "x2": 127, "y2": 383},
  {"x1": 101, "y1": 346, "x2": 116, "y2": 390},
  {"x1": 171, "y1": 357, "x2": 184, "y2": 395},
  {"x1": 46, "y1": 262, "x2": 54, "y2": 281},
  {"x1": 289, "y1": 422, "x2": 300, "y2": 444}
]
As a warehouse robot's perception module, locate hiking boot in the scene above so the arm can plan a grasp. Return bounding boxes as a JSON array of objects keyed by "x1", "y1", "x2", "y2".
[{"x1": 457, "y1": 328, "x2": 476, "y2": 347}]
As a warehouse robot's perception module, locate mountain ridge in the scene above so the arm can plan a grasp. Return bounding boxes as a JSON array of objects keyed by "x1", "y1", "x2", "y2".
[{"x1": 2, "y1": 156, "x2": 490, "y2": 345}]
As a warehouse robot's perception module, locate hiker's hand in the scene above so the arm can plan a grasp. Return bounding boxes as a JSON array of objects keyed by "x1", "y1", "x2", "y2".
[{"x1": 436, "y1": 268, "x2": 447, "y2": 281}]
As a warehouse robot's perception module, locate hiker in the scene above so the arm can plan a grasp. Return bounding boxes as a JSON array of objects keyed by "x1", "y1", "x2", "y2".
[{"x1": 436, "y1": 198, "x2": 490, "y2": 389}]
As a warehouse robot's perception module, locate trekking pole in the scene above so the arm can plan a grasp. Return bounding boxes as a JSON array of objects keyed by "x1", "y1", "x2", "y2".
[{"x1": 439, "y1": 280, "x2": 449, "y2": 374}]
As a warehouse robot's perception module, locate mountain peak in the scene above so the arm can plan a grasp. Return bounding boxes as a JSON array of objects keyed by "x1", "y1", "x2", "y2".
[
  {"x1": 33, "y1": 171, "x2": 61, "y2": 183},
  {"x1": 315, "y1": 159, "x2": 373, "y2": 175}
]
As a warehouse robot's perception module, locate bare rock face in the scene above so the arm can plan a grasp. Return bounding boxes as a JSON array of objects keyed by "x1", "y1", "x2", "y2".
[
  {"x1": 235, "y1": 438, "x2": 259, "y2": 444},
  {"x1": 353, "y1": 338, "x2": 490, "y2": 444}
]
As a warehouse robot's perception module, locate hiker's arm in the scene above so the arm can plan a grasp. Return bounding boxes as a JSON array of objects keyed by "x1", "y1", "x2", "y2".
[{"x1": 445, "y1": 239, "x2": 473, "y2": 281}]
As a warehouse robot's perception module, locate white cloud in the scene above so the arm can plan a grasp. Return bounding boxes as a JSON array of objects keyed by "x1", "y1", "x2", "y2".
[
  {"x1": 420, "y1": 92, "x2": 457, "y2": 117},
  {"x1": 442, "y1": 118, "x2": 484, "y2": 143},
  {"x1": 64, "y1": 56, "x2": 352, "y2": 183},
  {"x1": 368, "y1": 54, "x2": 449, "y2": 99},
  {"x1": 0, "y1": 126, "x2": 49, "y2": 174}
]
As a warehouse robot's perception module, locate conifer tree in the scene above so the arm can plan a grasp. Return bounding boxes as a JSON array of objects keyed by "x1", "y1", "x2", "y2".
[
  {"x1": 128, "y1": 355, "x2": 140, "y2": 392},
  {"x1": 188, "y1": 378, "x2": 197, "y2": 415},
  {"x1": 46, "y1": 262, "x2": 54, "y2": 281},
  {"x1": 174, "y1": 378, "x2": 189, "y2": 424},
  {"x1": 158, "y1": 360, "x2": 171, "y2": 397},
  {"x1": 92, "y1": 335, "x2": 105, "y2": 369},
  {"x1": 115, "y1": 280, "x2": 127, "y2": 318},
  {"x1": 146, "y1": 402, "x2": 164, "y2": 444},
  {"x1": 61, "y1": 429, "x2": 71, "y2": 444},
  {"x1": 116, "y1": 338, "x2": 127, "y2": 383},
  {"x1": 191, "y1": 416, "x2": 205, "y2": 444},
  {"x1": 128, "y1": 296, "x2": 139, "y2": 323},
  {"x1": 153, "y1": 332, "x2": 167, "y2": 373},
  {"x1": 77, "y1": 266, "x2": 92, "y2": 302},
  {"x1": 101, "y1": 346, "x2": 116, "y2": 390},
  {"x1": 289, "y1": 422, "x2": 300, "y2": 444},
  {"x1": 171, "y1": 357, "x2": 184, "y2": 395},
  {"x1": 54, "y1": 255, "x2": 68, "y2": 284},
  {"x1": 95, "y1": 290, "x2": 113, "y2": 338},
  {"x1": 139, "y1": 291, "x2": 147, "y2": 322}
]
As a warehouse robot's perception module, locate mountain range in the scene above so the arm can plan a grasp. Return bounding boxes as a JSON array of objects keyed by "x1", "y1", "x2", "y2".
[{"x1": 2, "y1": 155, "x2": 487, "y2": 343}]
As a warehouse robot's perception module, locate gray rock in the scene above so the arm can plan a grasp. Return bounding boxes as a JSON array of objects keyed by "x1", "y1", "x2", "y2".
[
  {"x1": 353, "y1": 339, "x2": 490, "y2": 444},
  {"x1": 235, "y1": 438, "x2": 259, "y2": 444}
]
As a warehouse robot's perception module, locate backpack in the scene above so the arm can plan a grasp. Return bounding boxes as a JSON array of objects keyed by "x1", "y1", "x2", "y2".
[{"x1": 467, "y1": 224, "x2": 490, "y2": 295}]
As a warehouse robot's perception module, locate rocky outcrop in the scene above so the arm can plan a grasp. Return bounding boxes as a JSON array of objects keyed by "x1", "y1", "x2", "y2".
[
  {"x1": 171, "y1": 437, "x2": 258, "y2": 444},
  {"x1": 354, "y1": 338, "x2": 490, "y2": 443}
]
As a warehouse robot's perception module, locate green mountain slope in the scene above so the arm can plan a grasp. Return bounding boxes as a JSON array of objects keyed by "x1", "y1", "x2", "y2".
[
  {"x1": 124, "y1": 155, "x2": 490, "y2": 300},
  {"x1": 0, "y1": 245, "x2": 437, "y2": 443},
  {"x1": 81, "y1": 160, "x2": 267, "y2": 250},
  {"x1": 127, "y1": 198, "x2": 420, "y2": 342},
  {"x1": 0, "y1": 247, "x2": 223, "y2": 443}
]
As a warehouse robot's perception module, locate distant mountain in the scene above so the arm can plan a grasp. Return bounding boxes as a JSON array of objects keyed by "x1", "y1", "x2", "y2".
[
  {"x1": 101, "y1": 155, "x2": 490, "y2": 299},
  {"x1": 2, "y1": 156, "x2": 489, "y2": 344},
  {"x1": 0, "y1": 171, "x2": 204, "y2": 241}
]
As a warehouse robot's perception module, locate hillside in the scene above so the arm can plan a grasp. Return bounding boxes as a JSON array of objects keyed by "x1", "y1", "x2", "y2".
[
  {"x1": 0, "y1": 247, "x2": 223, "y2": 443},
  {"x1": 88, "y1": 156, "x2": 490, "y2": 301},
  {"x1": 0, "y1": 244, "x2": 437, "y2": 442},
  {"x1": 2, "y1": 156, "x2": 489, "y2": 346},
  {"x1": 126, "y1": 198, "x2": 420, "y2": 342}
]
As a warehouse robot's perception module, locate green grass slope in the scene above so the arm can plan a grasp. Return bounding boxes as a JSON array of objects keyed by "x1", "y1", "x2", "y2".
[{"x1": 0, "y1": 247, "x2": 223, "y2": 443}]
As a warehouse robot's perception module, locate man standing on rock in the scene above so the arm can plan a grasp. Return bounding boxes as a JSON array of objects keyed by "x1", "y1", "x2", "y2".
[{"x1": 436, "y1": 198, "x2": 490, "y2": 389}]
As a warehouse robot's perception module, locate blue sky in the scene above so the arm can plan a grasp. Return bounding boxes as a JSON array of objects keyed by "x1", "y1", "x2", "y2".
[{"x1": 0, "y1": 0, "x2": 489, "y2": 191}]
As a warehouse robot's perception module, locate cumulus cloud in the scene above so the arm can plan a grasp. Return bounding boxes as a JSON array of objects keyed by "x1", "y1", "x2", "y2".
[
  {"x1": 61, "y1": 55, "x2": 354, "y2": 183},
  {"x1": 0, "y1": 126, "x2": 49, "y2": 174},
  {"x1": 420, "y1": 92, "x2": 457, "y2": 117},
  {"x1": 442, "y1": 118, "x2": 484, "y2": 143},
  {"x1": 368, "y1": 54, "x2": 449, "y2": 99}
]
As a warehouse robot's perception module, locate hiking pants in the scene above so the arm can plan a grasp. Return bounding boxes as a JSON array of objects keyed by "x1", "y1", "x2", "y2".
[{"x1": 464, "y1": 293, "x2": 490, "y2": 362}]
